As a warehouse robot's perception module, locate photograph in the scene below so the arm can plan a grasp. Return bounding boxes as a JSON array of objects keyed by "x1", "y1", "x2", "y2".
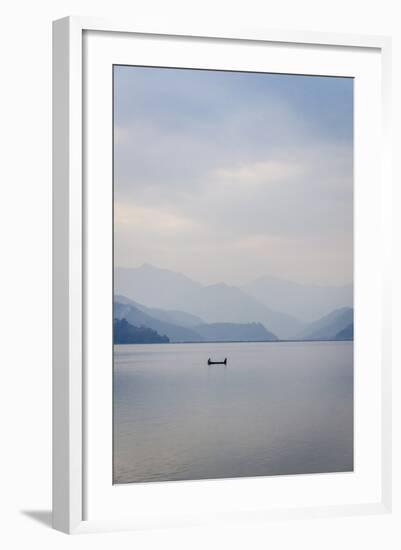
[{"x1": 113, "y1": 65, "x2": 354, "y2": 484}]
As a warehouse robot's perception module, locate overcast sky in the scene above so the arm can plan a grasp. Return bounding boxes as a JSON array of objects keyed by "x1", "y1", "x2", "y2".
[{"x1": 114, "y1": 66, "x2": 353, "y2": 287}]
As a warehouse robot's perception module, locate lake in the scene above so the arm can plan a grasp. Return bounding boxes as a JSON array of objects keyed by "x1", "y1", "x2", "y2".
[{"x1": 113, "y1": 341, "x2": 353, "y2": 483}]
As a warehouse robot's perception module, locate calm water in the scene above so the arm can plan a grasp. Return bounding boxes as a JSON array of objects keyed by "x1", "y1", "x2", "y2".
[{"x1": 113, "y1": 341, "x2": 353, "y2": 483}]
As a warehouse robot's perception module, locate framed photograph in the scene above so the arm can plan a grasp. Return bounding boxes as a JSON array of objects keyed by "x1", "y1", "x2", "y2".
[{"x1": 52, "y1": 17, "x2": 392, "y2": 534}]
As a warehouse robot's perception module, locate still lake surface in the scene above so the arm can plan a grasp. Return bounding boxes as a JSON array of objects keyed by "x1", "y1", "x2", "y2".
[{"x1": 114, "y1": 341, "x2": 353, "y2": 483}]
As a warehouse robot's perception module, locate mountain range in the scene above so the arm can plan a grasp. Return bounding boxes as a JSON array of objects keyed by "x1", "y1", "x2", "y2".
[
  {"x1": 114, "y1": 264, "x2": 353, "y2": 341},
  {"x1": 242, "y1": 275, "x2": 353, "y2": 323},
  {"x1": 296, "y1": 307, "x2": 353, "y2": 340},
  {"x1": 115, "y1": 294, "x2": 204, "y2": 328},
  {"x1": 114, "y1": 299, "x2": 202, "y2": 342},
  {"x1": 116, "y1": 265, "x2": 301, "y2": 338},
  {"x1": 114, "y1": 298, "x2": 278, "y2": 343}
]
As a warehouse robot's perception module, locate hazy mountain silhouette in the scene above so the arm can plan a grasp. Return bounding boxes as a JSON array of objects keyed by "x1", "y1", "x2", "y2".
[
  {"x1": 194, "y1": 322, "x2": 278, "y2": 342},
  {"x1": 115, "y1": 294, "x2": 205, "y2": 328},
  {"x1": 297, "y1": 307, "x2": 353, "y2": 340},
  {"x1": 114, "y1": 300, "x2": 203, "y2": 343},
  {"x1": 115, "y1": 265, "x2": 302, "y2": 338},
  {"x1": 242, "y1": 275, "x2": 353, "y2": 322},
  {"x1": 335, "y1": 323, "x2": 353, "y2": 341},
  {"x1": 115, "y1": 297, "x2": 280, "y2": 343},
  {"x1": 116, "y1": 264, "x2": 200, "y2": 309}
]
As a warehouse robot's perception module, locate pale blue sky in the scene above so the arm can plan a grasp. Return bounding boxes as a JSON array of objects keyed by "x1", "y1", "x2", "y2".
[{"x1": 114, "y1": 66, "x2": 353, "y2": 286}]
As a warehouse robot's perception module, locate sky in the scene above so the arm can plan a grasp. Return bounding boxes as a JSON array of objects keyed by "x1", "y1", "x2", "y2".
[{"x1": 114, "y1": 65, "x2": 353, "y2": 287}]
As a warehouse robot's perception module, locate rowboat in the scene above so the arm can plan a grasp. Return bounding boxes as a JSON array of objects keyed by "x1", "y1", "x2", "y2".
[{"x1": 207, "y1": 358, "x2": 227, "y2": 365}]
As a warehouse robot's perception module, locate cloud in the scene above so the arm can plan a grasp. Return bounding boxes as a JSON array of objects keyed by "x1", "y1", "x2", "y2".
[
  {"x1": 213, "y1": 159, "x2": 303, "y2": 188},
  {"x1": 115, "y1": 202, "x2": 196, "y2": 233},
  {"x1": 113, "y1": 66, "x2": 353, "y2": 286}
]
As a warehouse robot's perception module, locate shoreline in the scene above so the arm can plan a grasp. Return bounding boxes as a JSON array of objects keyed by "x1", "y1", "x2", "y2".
[{"x1": 114, "y1": 339, "x2": 353, "y2": 345}]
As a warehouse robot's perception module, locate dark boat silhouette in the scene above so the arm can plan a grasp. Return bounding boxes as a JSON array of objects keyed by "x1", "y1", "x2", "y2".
[{"x1": 207, "y1": 358, "x2": 227, "y2": 365}]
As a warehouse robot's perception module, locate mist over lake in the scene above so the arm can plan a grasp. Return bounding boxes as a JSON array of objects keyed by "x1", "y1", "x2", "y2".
[{"x1": 114, "y1": 341, "x2": 353, "y2": 483}]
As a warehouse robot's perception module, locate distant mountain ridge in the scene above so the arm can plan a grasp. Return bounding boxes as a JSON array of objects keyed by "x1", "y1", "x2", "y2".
[
  {"x1": 297, "y1": 307, "x2": 353, "y2": 340},
  {"x1": 194, "y1": 322, "x2": 278, "y2": 342},
  {"x1": 335, "y1": 323, "x2": 353, "y2": 341},
  {"x1": 114, "y1": 300, "x2": 202, "y2": 343},
  {"x1": 115, "y1": 265, "x2": 302, "y2": 338},
  {"x1": 242, "y1": 275, "x2": 353, "y2": 322},
  {"x1": 114, "y1": 297, "x2": 278, "y2": 343},
  {"x1": 115, "y1": 294, "x2": 205, "y2": 328},
  {"x1": 115, "y1": 265, "x2": 353, "y2": 341},
  {"x1": 115, "y1": 295, "x2": 353, "y2": 343}
]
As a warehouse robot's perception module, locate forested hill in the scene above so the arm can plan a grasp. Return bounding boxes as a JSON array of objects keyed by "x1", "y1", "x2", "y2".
[{"x1": 114, "y1": 318, "x2": 169, "y2": 344}]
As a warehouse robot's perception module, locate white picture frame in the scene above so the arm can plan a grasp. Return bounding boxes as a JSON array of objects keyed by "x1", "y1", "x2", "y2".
[{"x1": 52, "y1": 16, "x2": 392, "y2": 534}]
